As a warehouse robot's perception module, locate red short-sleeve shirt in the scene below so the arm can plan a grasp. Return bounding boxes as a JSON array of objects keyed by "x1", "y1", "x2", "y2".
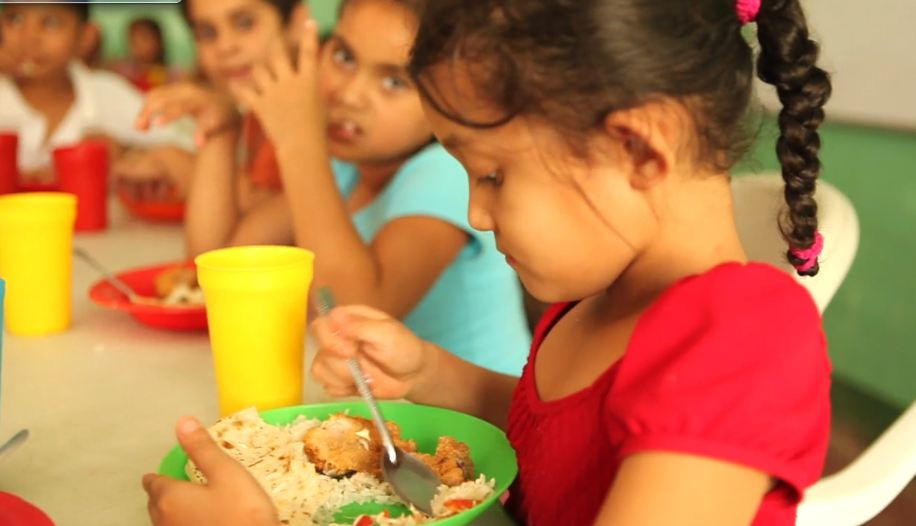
[{"x1": 506, "y1": 262, "x2": 831, "y2": 525}]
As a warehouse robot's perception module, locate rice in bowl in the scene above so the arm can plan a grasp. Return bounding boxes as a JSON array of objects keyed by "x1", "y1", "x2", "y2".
[{"x1": 187, "y1": 408, "x2": 495, "y2": 525}]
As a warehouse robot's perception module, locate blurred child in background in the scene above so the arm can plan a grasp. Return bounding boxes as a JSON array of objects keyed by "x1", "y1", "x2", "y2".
[{"x1": 0, "y1": 3, "x2": 193, "y2": 188}]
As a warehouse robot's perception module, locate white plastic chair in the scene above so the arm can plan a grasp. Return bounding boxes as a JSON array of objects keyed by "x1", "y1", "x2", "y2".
[
  {"x1": 733, "y1": 173, "x2": 916, "y2": 524},
  {"x1": 731, "y1": 172, "x2": 859, "y2": 313},
  {"x1": 796, "y1": 401, "x2": 916, "y2": 526}
]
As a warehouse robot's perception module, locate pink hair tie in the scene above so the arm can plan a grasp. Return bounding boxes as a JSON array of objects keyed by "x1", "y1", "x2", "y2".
[
  {"x1": 790, "y1": 231, "x2": 824, "y2": 273},
  {"x1": 736, "y1": 0, "x2": 761, "y2": 25}
]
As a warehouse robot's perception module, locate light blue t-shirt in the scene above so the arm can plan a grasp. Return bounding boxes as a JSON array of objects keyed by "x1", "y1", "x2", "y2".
[{"x1": 332, "y1": 144, "x2": 531, "y2": 375}]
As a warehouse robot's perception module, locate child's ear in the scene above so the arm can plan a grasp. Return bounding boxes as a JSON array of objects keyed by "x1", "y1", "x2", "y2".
[
  {"x1": 600, "y1": 101, "x2": 679, "y2": 190},
  {"x1": 286, "y1": 3, "x2": 311, "y2": 44}
]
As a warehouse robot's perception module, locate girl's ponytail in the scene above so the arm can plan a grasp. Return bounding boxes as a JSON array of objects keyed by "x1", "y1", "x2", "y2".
[{"x1": 754, "y1": 0, "x2": 832, "y2": 276}]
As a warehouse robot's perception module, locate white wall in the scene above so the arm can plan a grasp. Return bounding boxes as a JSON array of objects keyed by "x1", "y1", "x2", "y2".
[{"x1": 756, "y1": 0, "x2": 916, "y2": 130}]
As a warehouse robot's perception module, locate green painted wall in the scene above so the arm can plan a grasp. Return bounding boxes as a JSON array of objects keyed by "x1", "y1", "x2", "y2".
[{"x1": 737, "y1": 120, "x2": 916, "y2": 409}]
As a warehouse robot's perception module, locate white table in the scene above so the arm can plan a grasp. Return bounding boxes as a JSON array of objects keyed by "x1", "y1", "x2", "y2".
[{"x1": 0, "y1": 204, "x2": 327, "y2": 526}]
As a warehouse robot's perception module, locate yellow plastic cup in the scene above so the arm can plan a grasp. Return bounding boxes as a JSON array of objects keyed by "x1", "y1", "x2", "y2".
[
  {"x1": 0, "y1": 193, "x2": 77, "y2": 336},
  {"x1": 196, "y1": 246, "x2": 315, "y2": 416}
]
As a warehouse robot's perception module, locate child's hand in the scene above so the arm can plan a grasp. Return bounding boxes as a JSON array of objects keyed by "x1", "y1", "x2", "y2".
[
  {"x1": 113, "y1": 149, "x2": 175, "y2": 201},
  {"x1": 311, "y1": 305, "x2": 436, "y2": 399},
  {"x1": 113, "y1": 147, "x2": 192, "y2": 201},
  {"x1": 136, "y1": 82, "x2": 241, "y2": 147},
  {"x1": 142, "y1": 417, "x2": 279, "y2": 526},
  {"x1": 229, "y1": 19, "x2": 323, "y2": 150}
]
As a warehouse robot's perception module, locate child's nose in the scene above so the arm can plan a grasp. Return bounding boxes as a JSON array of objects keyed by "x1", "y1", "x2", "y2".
[
  {"x1": 214, "y1": 34, "x2": 239, "y2": 57},
  {"x1": 468, "y1": 198, "x2": 495, "y2": 232},
  {"x1": 334, "y1": 74, "x2": 370, "y2": 109}
]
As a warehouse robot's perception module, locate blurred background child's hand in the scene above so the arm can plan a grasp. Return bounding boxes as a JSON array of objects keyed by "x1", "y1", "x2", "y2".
[
  {"x1": 113, "y1": 146, "x2": 193, "y2": 201},
  {"x1": 311, "y1": 305, "x2": 436, "y2": 400},
  {"x1": 229, "y1": 19, "x2": 323, "y2": 152},
  {"x1": 142, "y1": 417, "x2": 279, "y2": 526},
  {"x1": 135, "y1": 81, "x2": 240, "y2": 146}
]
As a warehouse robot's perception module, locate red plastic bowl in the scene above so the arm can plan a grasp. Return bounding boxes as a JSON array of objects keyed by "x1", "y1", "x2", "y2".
[
  {"x1": 88, "y1": 262, "x2": 207, "y2": 331},
  {"x1": 0, "y1": 492, "x2": 55, "y2": 526},
  {"x1": 116, "y1": 191, "x2": 185, "y2": 222}
]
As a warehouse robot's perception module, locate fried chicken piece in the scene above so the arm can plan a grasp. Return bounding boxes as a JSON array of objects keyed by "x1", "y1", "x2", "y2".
[
  {"x1": 154, "y1": 266, "x2": 198, "y2": 298},
  {"x1": 302, "y1": 414, "x2": 416, "y2": 477},
  {"x1": 412, "y1": 436, "x2": 475, "y2": 486}
]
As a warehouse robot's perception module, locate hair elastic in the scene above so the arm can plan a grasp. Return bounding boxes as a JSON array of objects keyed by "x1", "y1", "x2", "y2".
[
  {"x1": 790, "y1": 231, "x2": 824, "y2": 273},
  {"x1": 736, "y1": 0, "x2": 761, "y2": 25}
]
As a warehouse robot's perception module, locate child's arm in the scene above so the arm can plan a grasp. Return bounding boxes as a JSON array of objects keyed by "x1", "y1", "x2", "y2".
[
  {"x1": 231, "y1": 22, "x2": 467, "y2": 319},
  {"x1": 143, "y1": 417, "x2": 279, "y2": 526},
  {"x1": 136, "y1": 82, "x2": 267, "y2": 255},
  {"x1": 182, "y1": 129, "x2": 246, "y2": 255},
  {"x1": 311, "y1": 305, "x2": 519, "y2": 429},
  {"x1": 593, "y1": 453, "x2": 771, "y2": 526}
]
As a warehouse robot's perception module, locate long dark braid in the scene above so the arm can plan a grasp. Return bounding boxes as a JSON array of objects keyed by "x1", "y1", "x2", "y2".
[{"x1": 756, "y1": 0, "x2": 832, "y2": 276}]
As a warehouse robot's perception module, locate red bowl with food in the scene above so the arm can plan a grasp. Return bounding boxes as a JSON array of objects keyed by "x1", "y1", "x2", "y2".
[
  {"x1": 88, "y1": 262, "x2": 206, "y2": 331},
  {"x1": 116, "y1": 191, "x2": 185, "y2": 222}
]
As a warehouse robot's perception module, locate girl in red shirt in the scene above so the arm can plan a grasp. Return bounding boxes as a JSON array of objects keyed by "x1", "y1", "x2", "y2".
[{"x1": 143, "y1": 0, "x2": 833, "y2": 525}]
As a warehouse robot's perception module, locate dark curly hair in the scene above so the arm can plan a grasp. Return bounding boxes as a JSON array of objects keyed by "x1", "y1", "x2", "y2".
[
  {"x1": 0, "y1": 3, "x2": 90, "y2": 22},
  {"x1": 409, "y1": 0, "x2": 831, "y2": 276},
  {"x1": 180, "y1": 0, "x2": 302, "y2": 23}
]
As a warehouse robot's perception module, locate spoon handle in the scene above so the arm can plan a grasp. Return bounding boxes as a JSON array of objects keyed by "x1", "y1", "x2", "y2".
[
  {"x1": 72, "y1": 247, "x2": 137, "y2": 299},
  {"x1": 0, "y1": 429, "x2": 29, "y2": 460},
  {"x1": 315, "y1": 288, "x2": 399, "y2": 464},
  {"x1": 347, "y1": 359, "x2": 398, "y2": 463}
]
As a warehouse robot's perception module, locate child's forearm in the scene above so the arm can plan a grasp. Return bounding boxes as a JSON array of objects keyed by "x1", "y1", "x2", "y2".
[
  {"x1": 410, "y1": 343, "x2": 519, "y2": 430},
  {"x1": 272, "y1": 134, "x2": 394, "y2": 309},
  {"x1": 184, "y1": 129, "x2": 242, "y2": 258}
]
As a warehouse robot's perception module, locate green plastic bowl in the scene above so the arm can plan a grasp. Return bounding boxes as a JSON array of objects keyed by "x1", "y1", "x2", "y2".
[{"x1": 158, "y1": 402, "x2": 518, "y2": 525}]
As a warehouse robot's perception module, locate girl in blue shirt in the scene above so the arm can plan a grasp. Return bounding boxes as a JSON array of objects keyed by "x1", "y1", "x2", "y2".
[{"x1": 139, "y1": 0, "x2": 530, "y2": 375}]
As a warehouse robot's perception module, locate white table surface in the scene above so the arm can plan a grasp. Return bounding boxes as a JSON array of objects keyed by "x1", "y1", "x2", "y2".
[{"x1": 0, "y1": 204, "x2": 328, "y2": 526}]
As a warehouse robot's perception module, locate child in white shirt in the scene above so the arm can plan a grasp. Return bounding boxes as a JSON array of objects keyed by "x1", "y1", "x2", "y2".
[{"x1": 0, "y1": 3, "x2": 193, "y2": 189}]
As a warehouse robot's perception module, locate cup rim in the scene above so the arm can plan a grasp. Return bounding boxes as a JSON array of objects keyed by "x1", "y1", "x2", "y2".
[
  {"x1": 195, "y1": 245, "x2": 315, "y2": 272},
  {"x1": 0, "y1": 192, "x2": 77, "y2": 215}
]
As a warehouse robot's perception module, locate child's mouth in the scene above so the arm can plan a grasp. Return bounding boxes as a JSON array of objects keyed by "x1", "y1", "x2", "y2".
[
  {"x1": 221, "y1": 66, "x2": 252, "y2": 82},
  {"x1": 327, "y1": 121, "x2": 362, "y2": 143}
]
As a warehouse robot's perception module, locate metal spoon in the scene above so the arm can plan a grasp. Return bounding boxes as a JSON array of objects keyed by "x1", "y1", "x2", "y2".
[
  {"x1": 0, "y1": 429, "x2": 29, "y2": 461},
  {"x1": 315, "y1": 288, "x2": 440, "y2": 514},
  {"x1": 72, "y1": 247, "x2": 160, "y2": 306}
]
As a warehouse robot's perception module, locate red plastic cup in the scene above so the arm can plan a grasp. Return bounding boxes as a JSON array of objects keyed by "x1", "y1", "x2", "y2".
[
  {"x1": 0, "y1": 132, "x2": 18, "y2": 195},
  {"x1": 54, "y1": 140, "x2": 109, "y2": 231}
]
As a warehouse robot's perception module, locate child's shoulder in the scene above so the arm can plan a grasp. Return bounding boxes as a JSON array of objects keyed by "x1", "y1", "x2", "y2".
[
  {"x1": 71, "y1": 62, "x2": 142, "y2": 99},
  {"x1": 658, "y1": 261, "x2": 818, "y2": 321},
  {"x1": 634, "y1": 261, "x2": 825, "y2": 367},
  {"x1": 397, "y1": 142, "x2": 464, "y2": 179},
  {"x1": 386, "y1": 142, "x2": 467, "y2": 200},
  {"x1": 0, "y1": 74, "x2": 18, "y2": 106}
]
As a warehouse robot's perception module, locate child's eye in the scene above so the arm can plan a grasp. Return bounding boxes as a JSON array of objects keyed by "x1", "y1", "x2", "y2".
[
  {"x1": 233, "y1": 14, "x2": 256, "y2": 31},
  {"x1": 42, "y1": 15, "x2": 63, "y2": 29},
  {"x1": 476, "y1": 171, "x2": 503, "y2": 187},
  {"x1": 381, "y1": 76, "x2": 407, "y2": 92},
  {"x1": 194, "y1": 25, "x2": 217, "y2": 43},
  {"x1": 332, "y1": 47, "x2": 355, "y2": 67},
  {"x1": 4, "y1": 13, "x2": 24, "y2": 26}
]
